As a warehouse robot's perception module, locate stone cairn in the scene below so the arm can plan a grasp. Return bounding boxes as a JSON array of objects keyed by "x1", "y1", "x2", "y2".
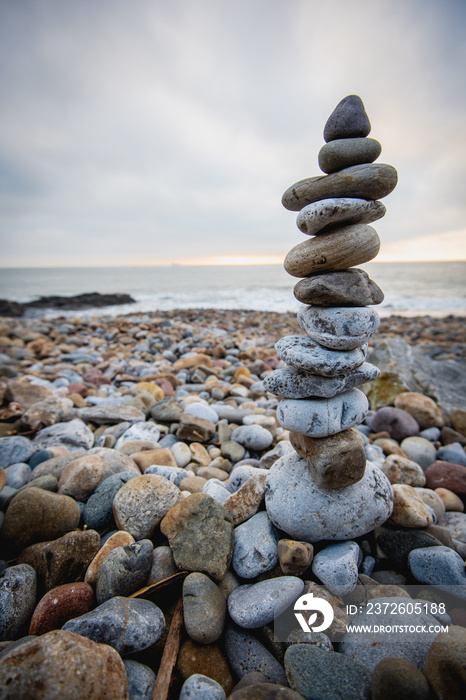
[{"x1": 264, "y1": 95, "x2": 397, "y2": 543}]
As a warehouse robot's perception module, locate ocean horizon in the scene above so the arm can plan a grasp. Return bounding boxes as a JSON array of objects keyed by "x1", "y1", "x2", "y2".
[{"x1": 0, "y1": 261, "x2": 465, "y2": 319}]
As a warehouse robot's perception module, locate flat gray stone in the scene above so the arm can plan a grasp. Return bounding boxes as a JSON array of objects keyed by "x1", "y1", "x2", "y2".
[
  {"x1": 83, "y1": 471, "x2": 138, "y2": 531},
  {"x1": 183, "y1": 572, "x2": 226, "y2": 644},
  {"x1": 229, "y1": 466, "x2": 269, "y2": 492},
  {"x1": 319, "y1": 137, "x2": 382, "y2": 173},
  {"x1": 33, "y1": 418, "x2": 94, "y2": 451},
  {"x1": 408, "y1": 546, "x2": 466, "y2": 598},
  {"x1": 311, "y1": 541, "x2": 361, "y2": 596},
  {"x1": 228, "y1": 577, "x2": 304, "y2": 628},
  {"x1": 0, "y1": 564, "x2": 37, "y2": 641},
  {"x1": 96, "y1": 539, "x2": 153, "y2": 604},
  {"x1": 123, "y1": 660, "x2": 156, "y2": 700},
  {"x1": 4, "y1": 463, "x2": 31, "y2": 489},
  {"x1": 225, "y1": 627, "x2": 287, "y2": 685},
  {"x1": 296, "y1": 198, "x2": 385, "y2": 236},
  {"x1": 276, "y1": 389, "x2": 369, "y2": 437},
  {"x1": 0, "y1": 437, "x2": 35, "y2": 469},
  {"x1": 282, "y1": 163, "x2": 398, "y2": 211},
  {"x1": 79, "y1": 405, "x2": 145, "y2": 425},
  {"x1": 265, "y1": 454, "x2": 393, "y2": 542},
  {"x1": 232, "y1": 511, "x2": 280, "y2": 579},
  {"x1": 438, "y1": 511, "x2": 466, "y2": 543},
  {"x1": 62, "y1": 596, "x2": 165, "y2": 655},
  {"x1": 324, "y1": 95, "x2": 371, "y2": 141},
  {"x1": 298, "y1": 306, "x2": 380, "y2": 351},
  {"x1": 180, "y1": 674, "x2": 226, "y2": 700},
  {"x1": 275, "y1": 335, "x2": 367, "y2": 377},
  {"x1": 294, "y1": 268, "x2": 384, "y2": 307},
  {"x1": 264, "y1": 362, "x2": 379, "y2": 399}
]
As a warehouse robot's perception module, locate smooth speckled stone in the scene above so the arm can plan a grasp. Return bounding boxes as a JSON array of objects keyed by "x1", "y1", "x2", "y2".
[
  {"x1": 415, "y1": 488, "x2": 445, "y2": 521},
  {"x1": 144, "y1": 464, "x2": 190, "y2": 486},
  {"x1": 96, "y1": 539, "x2": 153, "y2": 604},
  {"x1": 4, "y1": 463, "x2": 31, "y2": 489},
  {"x1": 113, "y1": 474, "x2": 183, "y2": 540},
  {"x1": 286, "y1": 645, "x2": 371, "y2": 699},
  {"x1": 389, "y1": 484, "x2": 434, "y2": 528},
  {"x1": 202, "y1": 480, "x2": 232, "y2": 504},
  {"x1": 312, "y1": 541, "x2": 360, "y2": 596},
  {"x1": 225, "y1": 627, "x2": 287, "y2": 685},
  {"x1": 0, "y1": 436, "x2": 36, "y2": 468},
  {"x1": 371, "y1": 657, "x2": 430, "y2": 700},
  {"x1": 184, "y1": 402, "x2": 219, "y2": 425},
  {"x1": 264, "y1": 362, "x2": 379, "y2": 399},
  {"x1": 33, "y1": 418, "x2": 94, "y2": 451},
  {"x1": 161, "y1": 493, "x2": 234, "y2": 580},
  {"x1": 408, "y1": 546, "x2": 466, "y2": 593},
  {"x1": 0, "y1": 630, "x2": 129, "y2": 700},
  {"x1": 230, "y1": 425, "x2": 273, "y2": 451},
  {"x1": 294, "y1": 268, "x2": 384, "y2": 308},
  {"x1": 278, "y1": 540, "x2": 314, "y2": 576},
  {"x1": 228, "y1": 577, "x2": 304, "y2": 629},
  {"x1": 424, "y1": 625, "x2": 466, "y2": 700},
  {"x1": 29, "y1": 582, "x2": 95, "y2": 635},
  {"x1": 232, "y1": 511, "x2": 280, "y2": 579},
  {"x1": 183, "y1": 572, "x2": 226, "y2": 644},
  {"x1": 290, "y1": 429, "x2": 366, "y2": 489},
  {"x1": 2, "y1": 487, "x2": 80, "y2": 550},
  {"x1": 319, "y1": 137, "x2": 382, "y2": 173},
  {"x1": 58, "y1": 454, "x2": 103, "y2": 501},
  {"x1": 180, "y1": 674, "x2": 226, "y2": 700},
  {"x1": 370, "y1": 408, "x2": 420, "y2": 443},
  {"x1": 223, "y1": 473, "x2": 267, "y2": 526},
  {"x1": 282, "y1": 163, "x2": 397, "y2": 212},
  {"x1": 83, "y1": 471, "x2": 138, "y2": 530},
  {"x1": 63, "y1": 596, "x2": 165, "y2": 655},
  {"x1": 265, "y1": 454, "x2": 393, "y2": 543},
  {"x1": 399, "y1": 437, "x2": 437, "y2": 469},
  {"x1": 277, "y1": 389, "x2": 369, "y2": 438},
  {"x1": 285, "y1": 223, "x2": 381, "y2": 278},
  {"x1": 296, "y1": 198, "x2": 385, "y2": 237},
  {"x1": 297, "y1": 305, "x2": 379, "y2": 351},
  {"x1": 435, "y1": 487, "x2": 464, "y2": 512},
  {"x1": 324, "y1": 95, "x2": 371, "y2": 142},
  {"x1": 229, "y1": 466, "x2": 268, "y2": 492},
  {"x1": 79, "y1": 405, "x2": 145, "y2": 425},
  {"x1": 438, "y1": 512, "x2": 466, "y2": 544},
  {"x1": 275, "y1": 335, "x2": 367, "y2": 377},
  {"x1": 123, "y1": 660, "x2": 155, "y2": 700},
  {"x1": 0, "y1": 564, "x2": 37, "y2": 641},
  {"x1": 146, "y1": 545, "x2": 177, "y2": 585},
  {"x1": 382, "y1": 455, "x2": 426, "y2": 486},
  {"x1": 340, "y1": 597, "x2": 440, "y2": 671},
  {"x1": 394, "y1": 392, "x2": 444, "y2": 429}
]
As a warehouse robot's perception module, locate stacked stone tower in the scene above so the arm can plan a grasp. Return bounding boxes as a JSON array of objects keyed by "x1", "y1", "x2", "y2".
[{"x1": 264, "y1": 95, "x2": 396, "y2": 542}]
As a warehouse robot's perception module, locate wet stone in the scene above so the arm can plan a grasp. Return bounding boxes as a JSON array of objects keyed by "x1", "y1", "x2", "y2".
[
  {"x1": 180, "y1": 674, "x2": 226, "y2": 700},
  {"x1": 312, "y1": 541, "x2": 361, "y2": 596},
  {"x1": 123, "y1": 660, "x2": 156, "y2": 700},
  {"x1": 83, "y1": 471, "x2": 138, "y2": 530},
  {"x1": 147, "y1": 545, "x2": 177, "y2": 585},
  {"x1": 370, "y1": 657, "x2": 430, "y2": 700},
  {"x1": 29, "y1": 582, "x2": 95, "y2": 636},
  {"x1": 96, "y1": 539, "x2": 153, "y2": 604},
  {"x1": 408, "y1": 545, "x2": 466, "y2": 592}
]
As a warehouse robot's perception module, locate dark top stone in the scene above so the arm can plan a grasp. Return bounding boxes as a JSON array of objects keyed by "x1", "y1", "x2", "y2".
[
  {"x1": 324, "y1": 95, "x2": 371, "y2": 142},
  {"x1": 377, "y1": 529, "x2": 444, "y2": 572}
]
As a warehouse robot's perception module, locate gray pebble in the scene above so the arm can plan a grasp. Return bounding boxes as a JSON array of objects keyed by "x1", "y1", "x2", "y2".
[
  {"x1": 114, "y1": 421, "x2": 161, "y2": 448},
  {"x1": 231, "y1": 425, "x2": 273, "y2": 452},
  {"x1": 296, "y1": 198, "x2": 385, "y2": 236},
  {"x1": 437, "y1": 443, "x2": 466, "y2": 466},
  {"x1": 0, "y1": 437, "x2": 35, "y2": 468},
  {"x1": 96, "y1": 539, "x2": 153, "y2": 604},
  {"x1": 312, "y1": 541, "x2": 360, "y2": 596},
  {"x1": 33, "y1": 418, "x2": 94, "y2": 451},
  {"x1": 183, "y1": 572, "x2": 226, "y2": 643},
  {"x1": 228, "y1": 577, "x2": 304, "y2": 628},
  {"x1": 83, "y1": 471, "x2": 138, "y2": 530},
  {"x1": 4, "y1": 463, "x2": 31, "y2": 489},
  {"x1": 123, "y1": 660, "x2": 156, "y2": 700},
  {"x1": 147, "y1": 545, "x2": 177, "y2": 585},
  {"x1": 297, "y1": 305, "x2": 379, "y2": 351},
  {"x1": 0, "y1": 564, "x2": 37, "y2": 641},
  {"x1": 264, "y1": 362, "x2": 379, "y2": 399},
  {"x1": 408, "y1": 545, "x2": 466, "y2": 598},
  {"x1": 145, "y1": 464, "x2": 190, "y2": 487},
  {"x1": 318, "y1": 137, "x2": 382, "y2": 174},
  {"x1": 286, "y1": 630, "x2": 333, "y2": 651},
  {"x1": 275, "y1": 335, "x2": 367, "y2": 377},
  {"x1": 400, "y1": 436, "x2": 438, "y2": 469},
  {"x1": 232, "y1": 511, "x2": 279, "y2": 579},
  {"x1": 179, "y1": 674, "x2": 226, "y2": 700},
  {"x1": 276, "y1": 389, "x2": 368, "y2": 438},
  {"x1": 184, "y1": 403, "x2": 219, "y2": 424},
  {"x1": 224, "y1": 627, "x2": 287, "y2": 685},
  {"x1": 202, "y1": 480, "x2": 232, "y2": 504},
  {"x1": 229, "y1": 466, "x2": 269, "y2": 491}
]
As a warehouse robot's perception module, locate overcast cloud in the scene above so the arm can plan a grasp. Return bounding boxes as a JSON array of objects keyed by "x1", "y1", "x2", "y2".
[{"x1": 1, "y1": 0, "x2": 465, "y2": 266}]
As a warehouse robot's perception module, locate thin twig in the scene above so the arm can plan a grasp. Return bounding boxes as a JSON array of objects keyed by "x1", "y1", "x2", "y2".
[{"x1": 151, "y1": 596, "x2": 184, "y2": 700}]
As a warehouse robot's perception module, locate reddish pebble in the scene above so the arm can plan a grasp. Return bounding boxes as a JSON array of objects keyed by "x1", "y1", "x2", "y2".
[
  {"x1": 425, "y1": 461, "x2": 466, "y2": 495},
  {"x1": 155, "y1": 378, "x2": 174, "y2": 396},
  {"x1": 29, "y1": 582, "x2": 95, "y2": 635},
  {"x1": 66, "y1": 383, "x2": 88, "y2": 397}
]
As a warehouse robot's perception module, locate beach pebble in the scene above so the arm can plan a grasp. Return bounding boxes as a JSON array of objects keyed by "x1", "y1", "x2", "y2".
[
  {"x1": 229, "y1": 465, "x2": 269, "y2": 491},
  {"x1": 113, "y1": 474, "x2": 183, "y2": 540},
  {"x1": 4, "y1": 463, "x2": 31, "y2": 489},
  {"x1": 229, "y1": 684, "x2": 304, "y2": 700},
  {"x1": 63, "y1": 596, "x2": 165, "y2": 655},
  {"x1": 96, "y1": 539, "x2": 153, "y2": 603},
  {"x1": 179, "y1": 674, "x2": 226, "y2": 700},
  {"x1": 394, "y1": 392, "x2": 444, "y2": 429},
  {"x1": 171, "y1": 441, "x2": 192, "y2": 467},
  {"x1": 147, "y1": 545, "x2": 177, "y2": 584},
  {"x1": 114, "y1": 421, "x2": 161, "y2": 448},
  {"x1": 437, "y1": 442, "x2": 466, "y2": 466},
  {"x1": 382, "y1": 454, "x2": 426, "y2": 486},
  {"x1": 285, "y1": 644, "x2": 371, "y2": 700},
  {"x1": 176, "y1": 413, "x2": 216, "y2": 442},
  {"x1": 289, "y1": 428, "x2": 366, "y2": 489},
  {"x1": 311, "y1": 541, "x2": 360, "y2": 596},
  {"x1": 161, "y1": 493, "x2": 234, "y2": 580},
  {"x1": 324, "y1": 95, "x2": 371, "y2": 141},
  {"x1": 278, "y1": 539, "x2": 314, "y2": 576},
  {"x1": 277, "y1": 389, "x2": 368, "y2": 438},
  {"x1": 275, "y1": 335, "x2": 367, "y2": 377},
  {"x1": 182, "y1": 572, "x2": 226, "y2": 644},
  {"x1": 232, "y1": 511, "x2": 279, "y2": 579},
  {"x1": 420, "y1": 427, "x2": 441, "y2": 442},
  {"x1": 298, "y1": 305, "x2": 379, "y2": 351},
  {"x1": 264, "y1": 362, "x2": 379, "y2": 399},
  {"x1": 220, "y1": 440, "x2": 246, "y2": 463},
  {"x1": 296, "y1": 198, "x2": 385, "y2": 237},
  {"x1": 399, "y1": 436, "x2": 437, "y2": 469},
  {"x1": 2, "y1": 487, "x2": 80, "y2": 550},
  {"x1": 294, "y1": 267, "x2": 384, "y2": 308},
  {"x1": 83, "y1": 471, "x2": 137, "y2": 530},
  {"x1": 132, "y1": 447, "x2": 177, "y2": 471},
  {"x1": 319, "y1": 137, "x2": 382, "y2": 173},
  {"x1": 389, "y1": 484, "x2": 434, "y2": 528},
  {"x1": 435, "y1": 487, "x2": 464, "y2": 512},
  {"x1": 408, "y1": 546, "x2": 466, "y2": 590},
  {"x1": 265, "y1": 454, "x2": 393, "y2": 542},
  {"x1": 57, "y1": 454, "x2": 104, "y2": 501},
  {"x1": 79, "y1": 405, "x2": 146, "y2": 425},
  {"x1": 184, "y1": 402, "x2": 219, "y2": 424},
  {"x1": 177, "y1": 640, "x2": 234, "y2": 695},
  {"x1": 370, "y1": 657, "x2": 430, "y2": 700},
  {"x1": 29, "y1": 582, "x2": 94, "y2": 636},
  {"x1": 415, "y1": 487, "x2": 446, "y2": 520},
  {"x1": 145, "y1": 464, "x2": 190, "y2": 486},
  {"x1": 424, "y1": 625, "x2": 466, "y2": 700},
  {"x1": 228, "y1": 577, "x2": 304, "y2": 628},
  {"x1": 425, "y1": 461, "x2": 466, "y2": 494},
  {"x1": 370, "y1": 407, "x2": 420, "y2": 443},
  {"x1": 0, "y1": 629, "x2": 128, "y2": 699},
  {"x1": 33, "y1": 418, "x2": 94, "y2": 451},
  {"x1": 202, "y1": 479, "x2": 232, "y2": 503},
  {"x1": 123, "y1": 660, "x2": 156, "y2": 700},
  {"x1": 224, "y1": 627, "x2": 287, "y2": 685},
  {"x1": 85, "y1": 531, "x2": 135, "y2": 586},
  {"x1": 0, "y1": 564, "x2": 37, "y2": 641},
  {"x1": 281, "y1": 163, "x2": 398, "y2": 211},
  {"x1": 0, "y1": 436, "x2": 36, "y2": 468},
  {"x1": 230, "y1": 425, "x2": 273, "y2": 451},
  {"x1": 285, "y1": 224, "x2": 381, "y2": 278},
  {"x1": 377, "y1": 529, "x2": 448, "y2": 572}
]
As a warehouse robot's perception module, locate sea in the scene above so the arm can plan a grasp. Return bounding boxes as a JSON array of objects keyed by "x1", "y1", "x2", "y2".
[{"x1": 0, "y1": 262, "x2": 465, "y2": 319}]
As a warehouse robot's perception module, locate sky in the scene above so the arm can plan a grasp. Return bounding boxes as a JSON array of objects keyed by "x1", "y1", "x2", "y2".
[{"x1": 0, "y1": 0, "x2": 465, "y2": 267}]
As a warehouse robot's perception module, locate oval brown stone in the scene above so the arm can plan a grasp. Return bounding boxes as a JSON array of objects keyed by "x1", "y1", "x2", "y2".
[
  {"x1": 29, "y1": 582, "x2": 95, "y2": 635},
  {"x1": 425, "y1": 461, "x2": 466, "y2": 494},
  {"x1": 0, "y1": 629, "x2": 128, "y2": 699},
  {"x1": 282, "y1": 163, "x2": 398, "y2": 211},
  {"x1": 177, "y1": 639, "x2": 234, "y2": 694},
  {"x1": 284, "y1": 224, "x2": 380, "y2": 278}
]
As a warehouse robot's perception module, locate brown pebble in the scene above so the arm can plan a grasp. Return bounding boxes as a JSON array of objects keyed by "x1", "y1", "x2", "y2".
[
  {"x1": 29, "y1": 582, "x2": 95, "y2": 635},
  {"x1": 389, "y1": 484, "x2": 433, "y2": 528},
  {"x1": 371, "y1": 657, "x2": 430, "y2": 700},
  {"x1": 0, "y1": 467, "x2": 6, "y2": 491},
  {"x1": 277, "y1": 539, "x2": 314, "y2": 576},
  {"x1": 435, "y1": 487, "x2": 464, "y2": 512},
  {"x1": 57, "y1": 455, "x2": 103, "y2": 501},
  {"x1": 177, "y1": 639, "x2": 234, "y2": 694},
  {"x1": 394, "y1": 392, "x2": 444, "y2": 429},
  {"x1": 425, "y1": 461, "x2": 466, "y2": 494},
  {"x1": 223, "y1": 473, "x2": 267, "y2": 526},
  {"x1": 424, "y1": 625, "x2": 466, "y2": 700}
]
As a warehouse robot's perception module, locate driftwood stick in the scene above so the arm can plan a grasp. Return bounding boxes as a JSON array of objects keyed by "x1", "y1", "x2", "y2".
[{"x1": 151, "y1": 596, "x2": 184, "y2": 700}]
